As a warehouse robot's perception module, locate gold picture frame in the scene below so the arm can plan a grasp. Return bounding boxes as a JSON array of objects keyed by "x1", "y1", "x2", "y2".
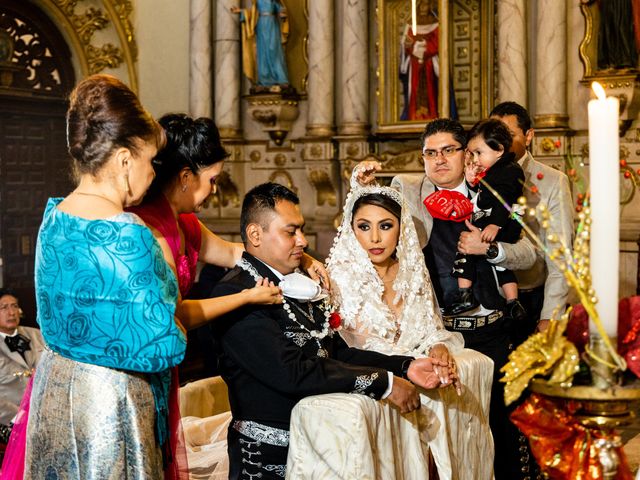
[
  {"x1": 579, "y1": 0, "x2": 640, "y2": 79},
  {"x1": 374, "y1": 0, "x2": 495, "y2": 134}
]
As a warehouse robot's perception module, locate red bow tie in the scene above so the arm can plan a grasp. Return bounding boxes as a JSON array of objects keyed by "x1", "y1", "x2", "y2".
[{"x1": 423, "y1": 190, "x2": 473, "y2": 222}]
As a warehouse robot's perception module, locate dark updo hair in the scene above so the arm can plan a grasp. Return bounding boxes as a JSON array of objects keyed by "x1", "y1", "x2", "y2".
[
  {"x1": 467, "y1": 118, "x2": 513, "y2": 154},
  {"x1": 147, "y1": 113, "x2": 230, "y2": 198},
  {"x1": 66, "y1": 74, "x2": 162, "y2": 178},
  {"x1": 352, "y1": 193, "x2": 402, "y2": 222}
]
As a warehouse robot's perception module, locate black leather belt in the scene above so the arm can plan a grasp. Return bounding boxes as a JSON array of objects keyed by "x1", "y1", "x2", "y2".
[{"x1": 442, "y1": 310, "x2": 503, "y2": 331}]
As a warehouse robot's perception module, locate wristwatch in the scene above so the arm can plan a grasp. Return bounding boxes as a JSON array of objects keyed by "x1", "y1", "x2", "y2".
[{"x1": 485, "y1": 242, "x2": 499, "y2": 259}]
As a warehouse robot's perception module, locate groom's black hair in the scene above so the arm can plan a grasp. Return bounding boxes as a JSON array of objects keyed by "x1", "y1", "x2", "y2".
[{"x1": 240, "y1": 182, "x2": 299, "y2": 243}]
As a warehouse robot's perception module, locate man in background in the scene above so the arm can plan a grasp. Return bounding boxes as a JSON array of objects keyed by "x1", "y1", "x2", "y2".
[{"x1": 0, "y1": 288, "x2": 45, "y2": 441}]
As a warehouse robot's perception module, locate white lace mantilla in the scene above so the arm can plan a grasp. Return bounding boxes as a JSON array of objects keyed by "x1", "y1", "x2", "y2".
[{"x1": 326, "y1": 170, "x2": 463, "y2": 357}]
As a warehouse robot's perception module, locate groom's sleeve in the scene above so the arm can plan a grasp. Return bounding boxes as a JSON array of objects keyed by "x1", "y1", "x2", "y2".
[
  {"x1": 211, "y1": 281, "x2": 392, "y2": 399},
  {"x1": 331, "y1": 333, "x2": 411, "y2": 378}
]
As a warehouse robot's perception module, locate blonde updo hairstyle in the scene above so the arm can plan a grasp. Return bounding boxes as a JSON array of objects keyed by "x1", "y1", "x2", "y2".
[{"x1": 66, "y1": 74, "x2": 163, "y2": 180}]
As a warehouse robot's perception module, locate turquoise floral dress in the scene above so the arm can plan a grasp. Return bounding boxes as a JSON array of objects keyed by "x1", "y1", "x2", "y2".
[{"x1": 24, "y1": 198, "x2": 186, "y2": 479}]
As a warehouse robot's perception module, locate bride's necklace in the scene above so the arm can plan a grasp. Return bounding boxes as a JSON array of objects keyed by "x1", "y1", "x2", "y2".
[
  {"x1": 237, "y1": 258, "x2": 332, "y2": 357},
  {"x1": 74, "y1": 191, "x2": 122, "y2": 210}
]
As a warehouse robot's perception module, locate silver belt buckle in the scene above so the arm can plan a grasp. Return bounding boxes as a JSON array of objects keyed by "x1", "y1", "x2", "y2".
[{"x1": 453, "y1": 316, "x2": 477, "y2": 331}]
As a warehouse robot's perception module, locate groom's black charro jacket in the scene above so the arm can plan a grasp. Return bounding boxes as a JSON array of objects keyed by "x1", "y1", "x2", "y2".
[{"x1": 209, "y1": 252, "x2": 411, "y2": 429}]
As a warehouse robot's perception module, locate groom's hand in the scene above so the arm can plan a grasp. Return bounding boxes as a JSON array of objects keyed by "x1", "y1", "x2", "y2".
[
  {"x1": 386, "y1": 376, "x2": 420, "y2": 414},
  {"x1": 407, "y1": 357, "x2": 449, "y2": 389}
]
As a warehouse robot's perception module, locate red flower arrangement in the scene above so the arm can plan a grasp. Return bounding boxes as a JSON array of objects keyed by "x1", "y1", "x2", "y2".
[{"x1": 328, "y1": 312, "x2": 342, "y2": 330}]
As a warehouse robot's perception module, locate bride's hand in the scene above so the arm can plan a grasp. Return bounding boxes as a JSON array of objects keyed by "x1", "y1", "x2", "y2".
[{"x1": 429, "y1": 344, "x2": 463, "y2": 395}]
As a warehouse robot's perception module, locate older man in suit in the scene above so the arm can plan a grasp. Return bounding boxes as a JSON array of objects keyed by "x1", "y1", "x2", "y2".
[
  {"x1": 356, "y1": 118, "x2": 537, "y2": 479},
  {"x1": 0, "y1": 289, "x2": 45, "y2": 435}
]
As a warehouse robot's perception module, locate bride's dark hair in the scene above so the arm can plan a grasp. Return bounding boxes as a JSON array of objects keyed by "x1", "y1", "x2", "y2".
[{"x1": 351, "y1": 193, "x2": 402, "y2": 222}]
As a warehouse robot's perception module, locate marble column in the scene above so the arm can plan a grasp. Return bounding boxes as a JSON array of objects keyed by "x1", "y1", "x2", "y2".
[
  {"x1": 496, "y1": 0, "x2": 527, "y2": 106},
  {"x1": 190, "y1": 0, "x2": 212, "y2": 118},
  {"x1": 534, "y1": 0, "x2": 568, "y2": 128},
  {"x1": 338, "y1": 0, "x2": 368, "y2": 136},
  {"x1": 214, "y1": 0, "x2": 241, "y2": 138},
  {"x1": 306, "y1": 0, "x2": 334, "y2": 137}
]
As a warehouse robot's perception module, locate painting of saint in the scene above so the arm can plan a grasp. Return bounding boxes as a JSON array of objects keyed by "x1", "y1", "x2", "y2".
[{"x1": 399, "y1": 0, "x2": 439, "y2": 120}]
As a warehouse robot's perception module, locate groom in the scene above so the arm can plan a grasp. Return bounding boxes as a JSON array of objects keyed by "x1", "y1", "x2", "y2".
[{"x1": 209, "y1": 182, "x2": 451, "y2": 480}]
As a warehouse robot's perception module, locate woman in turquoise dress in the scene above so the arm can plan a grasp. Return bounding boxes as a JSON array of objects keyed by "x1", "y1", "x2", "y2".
[{"x1": 21, "y1": 74, "x2": 186, "y2": 478}]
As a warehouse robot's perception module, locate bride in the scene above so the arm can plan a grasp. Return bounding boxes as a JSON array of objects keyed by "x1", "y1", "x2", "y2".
[{"x1": 326, "y1": 175, "x2": 495, "y2": 480}]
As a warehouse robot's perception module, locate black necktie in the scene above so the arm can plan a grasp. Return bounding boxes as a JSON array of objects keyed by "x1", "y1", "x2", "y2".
[{"x1": 4, "y1": 334, "x2": 31, "y2": 359}]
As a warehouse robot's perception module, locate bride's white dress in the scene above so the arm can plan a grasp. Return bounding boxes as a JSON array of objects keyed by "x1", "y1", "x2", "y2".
[{"x1": 288, "y1": 182, "x2": 494, "y2": 480}]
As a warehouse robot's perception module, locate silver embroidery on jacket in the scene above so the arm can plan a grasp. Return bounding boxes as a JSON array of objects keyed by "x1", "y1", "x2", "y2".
[
  {"x1": 233, "y1": 420, "x2": 290, "y2": 447},
  {"x1": 353, "y1": 372, "x2": 379, "y2": 394},
  {"x1": 283, "y1": 331, "x2": 311, "y2": 347}
]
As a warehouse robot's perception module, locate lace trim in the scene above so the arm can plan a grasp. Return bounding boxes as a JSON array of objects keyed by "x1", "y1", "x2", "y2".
[
  {"x1": 353, "y1": 372, "x2": 379, "y2": 394},
  {"x1": 237, "y1": 258, "x2": 262, "y2": 282},
  {"x1": 233, "y1": 420, "x2": 290, "y2": 447}
]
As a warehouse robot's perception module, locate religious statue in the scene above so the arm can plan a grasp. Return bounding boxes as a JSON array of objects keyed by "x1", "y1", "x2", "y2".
[
  {"x1": 399, "y1": 0, "x2": 439, "y2": 120},
  {"x1": 596, "y1": 0, "x2": 639, "y2": 70},
  {"x1": 232, "y1": 0, "x2": 290, "y2": 91}
]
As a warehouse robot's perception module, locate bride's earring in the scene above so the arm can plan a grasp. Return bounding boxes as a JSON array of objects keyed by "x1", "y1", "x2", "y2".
[
  {"x1": 123, "y1": 173, "x2": 131, "y2": 194},
  {"x1": 181, "y1": 184, "x2": 187, "y2": 192}
]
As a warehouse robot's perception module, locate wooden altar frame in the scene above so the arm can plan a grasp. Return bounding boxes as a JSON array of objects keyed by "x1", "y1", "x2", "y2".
[{"x1": 374, "y1": 0, "x2": 495, "y2": 134}]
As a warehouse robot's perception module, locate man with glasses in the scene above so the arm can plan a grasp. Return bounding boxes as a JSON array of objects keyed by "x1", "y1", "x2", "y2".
[
  {"x1": 0, "y1": 288, "x2": 45, "y2": 445},
  {"x1": 355, "y1": 118, "x2": 536, "y2": 480}
]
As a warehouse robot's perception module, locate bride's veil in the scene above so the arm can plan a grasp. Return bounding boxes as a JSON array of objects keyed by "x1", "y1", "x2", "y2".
[{"x1": 326, "y1": 173, "x2": 463, "y2": 355}]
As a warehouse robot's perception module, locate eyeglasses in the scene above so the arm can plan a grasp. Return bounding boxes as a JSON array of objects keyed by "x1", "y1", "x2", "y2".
[{"x1": 422, "y1": 146, "x2": 464, "y2": 160}]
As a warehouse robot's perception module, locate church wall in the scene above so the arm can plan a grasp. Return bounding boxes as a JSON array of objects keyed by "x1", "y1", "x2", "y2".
[{"x1": 134, "y1": 0, "x2": 191, "y2": 117}]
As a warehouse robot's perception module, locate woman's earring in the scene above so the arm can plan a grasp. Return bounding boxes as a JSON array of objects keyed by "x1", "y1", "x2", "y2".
[
  {"x1": 181, "y1": 184, "x2": 187, "y2": 192},
  {"x1": 124, "y1": 173, "x2": 131, "y2": 194}
]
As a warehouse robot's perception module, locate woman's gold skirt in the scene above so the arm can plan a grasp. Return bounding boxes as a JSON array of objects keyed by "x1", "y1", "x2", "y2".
[{"x1": 24, "y1": 350, "x2": 162, "y2": 479}]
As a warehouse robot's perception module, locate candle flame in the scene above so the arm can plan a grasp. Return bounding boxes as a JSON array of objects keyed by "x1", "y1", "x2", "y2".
[
  {"x1": 412, "y1": 0, "x2": 417, "y2": 34},
  {"x1": 592, "y1": 81, "x2": 606, "y2": 101}
]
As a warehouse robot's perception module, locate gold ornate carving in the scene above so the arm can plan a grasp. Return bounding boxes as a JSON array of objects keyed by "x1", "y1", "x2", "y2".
[
  {"x1": 247, "y1": 92, "x2": 300, "y2": 145},
  {"x1": 534, "y1": 114, "x2": 569, "y2": 129},
  {"x1": 41, "y1": 0, "x2": 138, "y2": 90},
  {"x1": 309, "y1": 144, "x2": 323, "y2": 158},
  {"x1": 109, "y1": 0, "x2": 137, "y2": 61},
  {"x1": 207, "y1": 171, "x2": 240, "y2": 209},
  {"x1": 274, "y1": 153, "x2": 287, "y2": 166},
  {"x1": 343, "y1": 149, "x2": 422, "y2": 182},
  {"x1": 540, "y1": 137, "x2": 558, "y2": 153},
  {"x1": 86, "y1": 44, "x2": 122, "y2": 73},
  {"x1": 307, "y1": 169, "x2": 337, "y2": 206},
  {"x1": 346, "y1": 143, "x2": 360, "y2": 157},
  {"x1": 269, "y1": 170, "x2": 298, "y2": 194},
  {"x1": 249, "y1": 150, "x2": 262, "y2": 163}
]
